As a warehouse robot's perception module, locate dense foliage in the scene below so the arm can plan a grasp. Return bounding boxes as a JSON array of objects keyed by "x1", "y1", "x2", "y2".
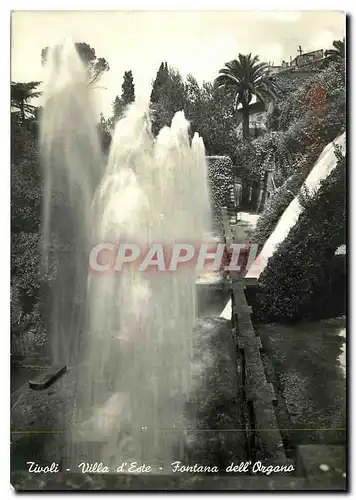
[
  {"x1": 184, "y1": 79, "x2": 236, "y2": 156},
  {"x1": 270, "y1": 65, "x2": 341, "y2": 162},
  {"x1": 242, "y1": 58, "x2": 346, "y2": 221},
  {"x1": 11, "y1": 82, "x2": 42, "y2": 122},
  {"x1": 206, "y1": 156, "x2": 234, "y2": 226},
  {"x1": 149, "y1": 66, "x2": 237, "y2": 155},
  {"x1": 11, "y1": 40, "x2": 112, "y2": 355},
  {"x1": 235, "y1": 44, "x2": 347, "y2": 323},
  {"x1": 113, "y1": 70, "x2": 135, "y2": 122},
  {"x1": 251, "y1": 170, "x2": 306, "y2": 251},
  {"x1": 214, "y1": 53, "x2": 279, "y2": 139},
  {"x1": 97, "y1": 113, "x2": 112, "y2": 154},
  {"x1": 11, "y1": 38, "x2": 347, "y2": 344},
  {"x1": 254, "y1": 147, "x2": 346, "y2": 322},
  {"x1": 11, "y1": 115, "x2": 45, "y2": 347},
  {"x1": 150, "y1": 63, "x2": 186, "y2": 136}
]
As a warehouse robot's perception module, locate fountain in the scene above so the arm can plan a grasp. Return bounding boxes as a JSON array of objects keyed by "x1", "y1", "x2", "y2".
[
  {"x1": 40, "y1": 41, "x2": 212, "y2": 470},
  {"x1": 40, "y1": 40, "x2": 102, "y2": 367}
]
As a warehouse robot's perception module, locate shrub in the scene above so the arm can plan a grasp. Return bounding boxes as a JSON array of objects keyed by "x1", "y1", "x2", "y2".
[
  {"x1": 12, "y1": 232, "x2": 41, "y2": 306},
  {"x1": 11, "y1": 117, "x2": 43, "y2": 328},
  {"x1": 231, "y1": 62, "x2": 345, "y2": 197},
  {"x1": 11, "y1": 117, "x2": 54, "y2": 354},
  {"x1": 274, "y1": 62, "x2": 345, "y2": 133},
  {"x1": 251, "y1": 170, "x2": 306, "y2": 250},
  {"x1": 11, "y1": 120, "x2": 41, "y2": 234},
  {"x1": 254, "y1": 147, "x2": 346, "y2": 322},
  {"x1": 255, "y1": 62, "x2": 345, "y2": 204},
  {"x1": 206, "y1": 156, "x2": 234, "y2": 227}
]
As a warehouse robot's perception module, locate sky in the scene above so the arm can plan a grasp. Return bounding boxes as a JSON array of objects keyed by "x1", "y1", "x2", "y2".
[{"x1": 11, "y1": 10, "x2": 346, "y2": 118}]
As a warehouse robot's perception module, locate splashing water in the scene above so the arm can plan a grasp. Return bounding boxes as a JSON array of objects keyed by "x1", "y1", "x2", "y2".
[
  {"x1": 40, "y1": 41, "x2": 211, "y2": 468},
  {"x1": 40, "y1": 39, "x2": 102, "y2": 367}
]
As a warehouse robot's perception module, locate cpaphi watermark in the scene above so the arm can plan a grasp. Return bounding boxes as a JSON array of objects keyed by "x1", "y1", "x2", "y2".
[{"x1": 88, "y1": 241, "x2": 265, "y2": 277}]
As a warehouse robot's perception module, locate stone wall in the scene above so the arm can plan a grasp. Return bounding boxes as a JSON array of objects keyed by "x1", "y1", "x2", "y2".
[{"x1": 230, "y1": 279, "x2": 289, "y2": 464}]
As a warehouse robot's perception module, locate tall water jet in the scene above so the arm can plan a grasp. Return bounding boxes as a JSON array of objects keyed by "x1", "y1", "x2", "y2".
[
  {"x1": 41, "y1": 40, "x2": 212, "y2": 469},
  {"x1": 40, "y1": 40, "x2": 102, "y2": 367},
  {"x1": 74, "y1": 105, "x2": 212, "y2": 467}
]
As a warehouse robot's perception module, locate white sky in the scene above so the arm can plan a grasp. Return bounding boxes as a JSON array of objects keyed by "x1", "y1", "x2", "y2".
[{"x1": 11, "y1": 10, "x2": 345, "y2": 117}]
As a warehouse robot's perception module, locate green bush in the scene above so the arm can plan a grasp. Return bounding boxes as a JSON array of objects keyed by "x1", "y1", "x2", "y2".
[
  {"x1": 273, "y1": 62, "x2": 345, "y2": 134},
  {"x1": 249, "y1": 62, "x2": 346, "y2": 211},
  {"x1": 251, "y1": 170, "x2": 307, "y2": 250},
  {"x1": 12, "y1": 232, "x2": 41, "y2": 305},
  {"x1": 206, "y1": 156, "x2": 234, "y2": 226},
  {"x1": 11, "y1": 119, "x2": 41, "y2": 234},
  {"x1": 11, "y1": 117, "x2": 43, "y2": 326},
  {"x1": 254, "y1": 147, "x2": 346, "y2": 322},
  {"x1": 231, "y1": 60, "x2": 345, "y2": 196}
]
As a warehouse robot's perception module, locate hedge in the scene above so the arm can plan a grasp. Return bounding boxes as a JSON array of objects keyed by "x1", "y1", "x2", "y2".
[
  {"x1": 206, "y1": 155, "x2": 234, "y2": 228},
  {"x1": 251, "y1": 170, "x2": 307, "y2": 251},
  {"x1": 253, "y1": 147, "x2": 346, "y2": 322}
]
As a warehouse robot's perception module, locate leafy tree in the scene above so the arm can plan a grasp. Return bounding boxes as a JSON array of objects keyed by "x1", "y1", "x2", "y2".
[
  {"x1": 214, "y1": 54, "x2": 279, "y2": 140},
  {"x1": 185, "y1": 80, "x2": 236, "y2": 156},
  {"x1": 11, "y1": 109, "x2": 44, "y2": 336},
  {"x1": 150, "y1": 64, "x2": 186, "y2": 135},
  {"x1": 149, "y1": 65, "x2": 237, "y2": 152},
  {"x1": 11, "y1": 81, "x2": 42, "y2": 122},
  {"x1": 41, "y1": 42, "x2": 109, "y2": 86},
  {"x1": 113, "y1": 70, "x2": 135, "y2": 121},
  {"x1": 185, "y1": 74, "x2": 201, "y2": 103},
  {"x1": 11, "y1": 118, "x2": 41, "y2": 234}
]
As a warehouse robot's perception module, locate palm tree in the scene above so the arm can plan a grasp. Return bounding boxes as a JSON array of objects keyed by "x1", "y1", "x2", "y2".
[
  {"x1": 11, "y1": 81, "x2": 42, "y2": 122},
  {"x1": 323, "y1": 38, "x2": 346, "y2": 65},
  {"x1": 214, "y1": 54, "x2": 279, "y2": 140}
]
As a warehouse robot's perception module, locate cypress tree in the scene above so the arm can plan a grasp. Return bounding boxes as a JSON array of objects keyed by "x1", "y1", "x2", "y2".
[
  {"x1": 121, "y1": 70, "x2": 135, "y2": 107},
  {"x1": 150, "y1": 62, "x2": 169, "y2": 103},
  {"x1": 112, "y1": 70, "x2": 135, "y2": 121}
]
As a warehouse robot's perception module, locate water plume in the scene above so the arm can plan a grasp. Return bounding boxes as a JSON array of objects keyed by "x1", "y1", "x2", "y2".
[
  {"x1": 40, "y1": 40, "x2": 212, "y2": 469},
  {"x1": 40, "y1": 39, "x2": 102, "y2": 367}
]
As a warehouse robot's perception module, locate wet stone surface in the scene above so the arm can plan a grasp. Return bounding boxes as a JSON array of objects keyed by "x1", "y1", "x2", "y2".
[
  {"x1": 11, "y1": 301, "x2": 246, "y2": 485},
  {"x1": 255, "y1": 317, "x2": 346, "y2": 448}
]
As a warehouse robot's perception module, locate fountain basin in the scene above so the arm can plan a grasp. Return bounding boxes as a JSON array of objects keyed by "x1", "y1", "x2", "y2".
[{"x1": 29, "y1": 366, "x2": 67, "y2": 390}]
